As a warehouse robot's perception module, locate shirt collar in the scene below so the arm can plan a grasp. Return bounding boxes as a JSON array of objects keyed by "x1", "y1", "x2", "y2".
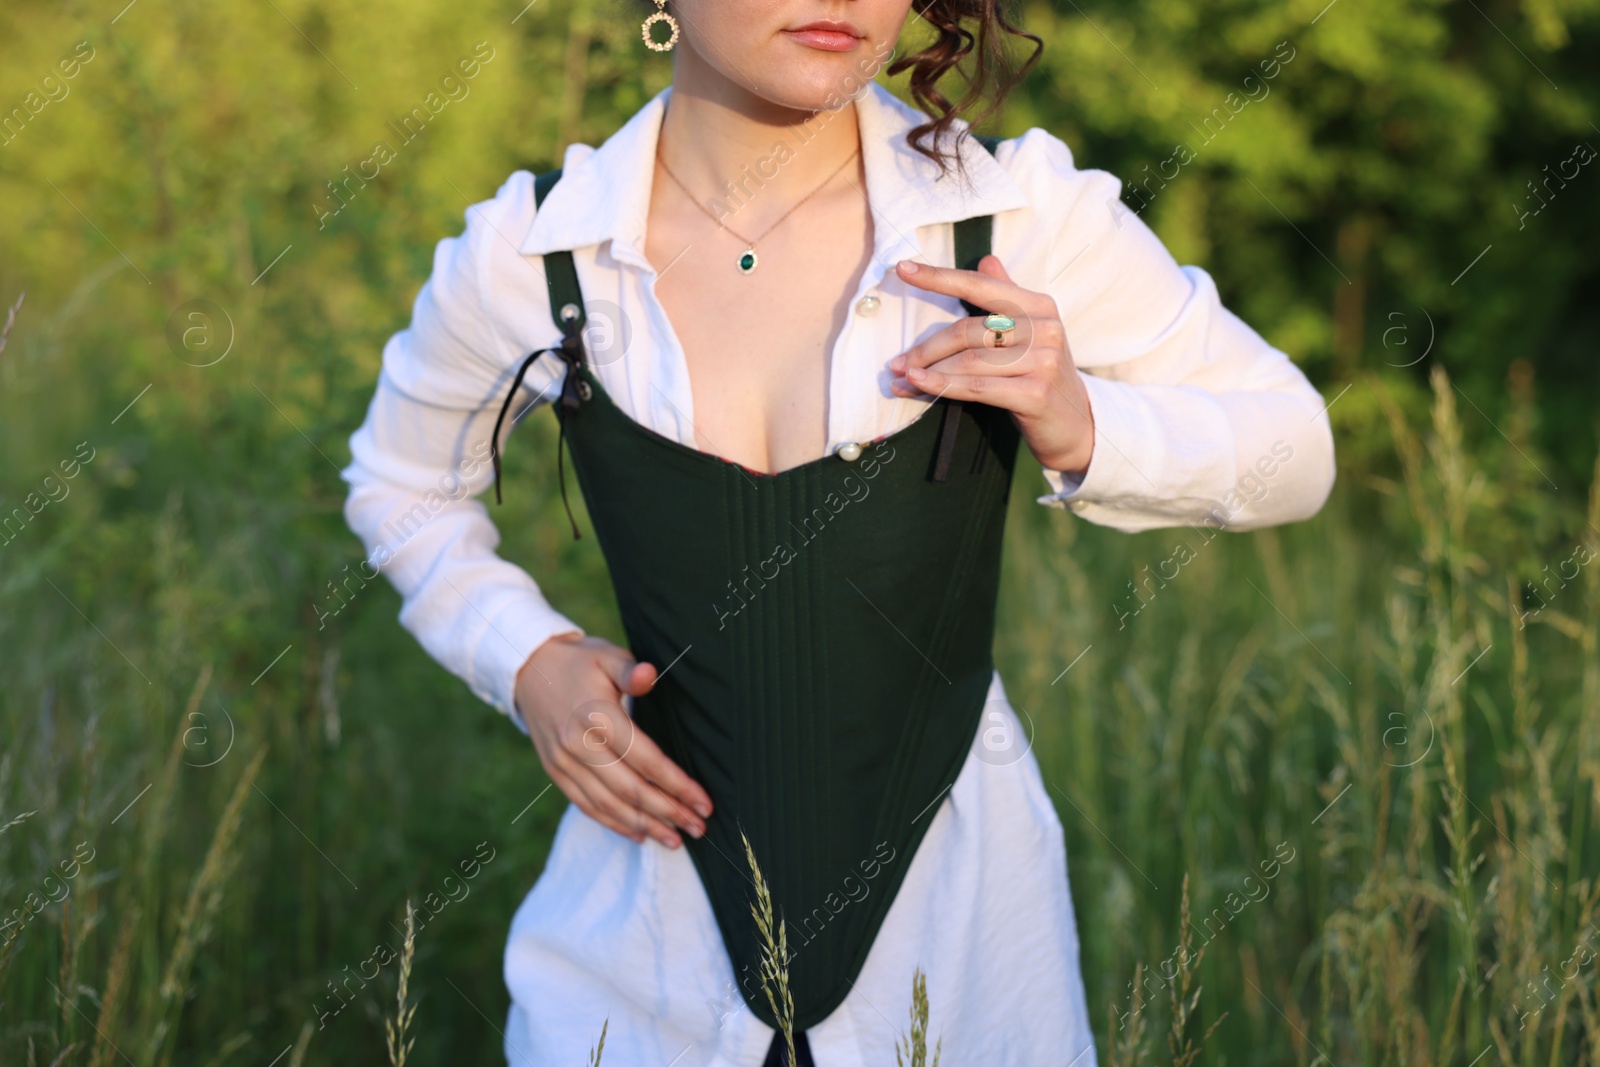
[{"x1": 518, "y1": 80, "x2": 1029, "y2": 270}]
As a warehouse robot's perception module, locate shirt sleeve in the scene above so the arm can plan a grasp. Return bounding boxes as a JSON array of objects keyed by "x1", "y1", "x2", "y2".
[
  {"x1": 341, "y1": 172, "x2": 579, "y2": 723},
  {"x1": 995, "y1": 127, "x2": 1337, "y2": 534}
]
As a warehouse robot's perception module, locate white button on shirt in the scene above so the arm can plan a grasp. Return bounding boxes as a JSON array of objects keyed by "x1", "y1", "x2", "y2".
[{"x1": 342, "y1": 81, "x2": 1335, "y2": 1067}]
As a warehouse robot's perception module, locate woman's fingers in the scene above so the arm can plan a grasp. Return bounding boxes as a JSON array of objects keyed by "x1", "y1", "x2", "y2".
[
  {"x1": 590, "y1": 644, "x2": 711, "y2": 820},
  {"x1": 894, "y1": 256, "x2": 1048, "y2": 318},
  {"x1": 896, "y1": 341, "x2": 1042, "y2": 385},
  {"x1": 553, "y1": 739, "x2": 697, "y2": 844},
  {"x1": 560, "y1": 759, "x2": 681, "y2": 847},
  {"x1": 624, "y1": 661, "x2": 658, "y2": 695},
  {"x1": 893, "y1": 366, "x2": 1052, "y2": 414},
  {"x1": 559, "y1": 694, "x2": 711, "y2": 839},
  {"x1": 891, "y1": 317, "x2": 1037, "y2": 376},
  {"x1": 519, "y1": 634, "x2": 715, "y2": 850},
  {"x1": 570, "y1": 699, "x2": 713, "y2": 826},
  {"x1": 885, "y1": 254, "x2": 1096, "y2": 479},
  {"x1": 888, "y1": 256, "x2": 1068, "y2": 388},
  {"x1": 889, "y1": 336, "x2": 1063, "y2": 402},
  {"x1": 597, "y1": 644, "x2": 657, "y2": 696},
  {"x1": 593, "y1": 755, "x2": 705, "y2": 840},
  {"x1": 559, "y1": 706, "x2": 707, "y2": 839},
  {"x1": 620, "y1": 724, "x2": 714, "y2": 821},
  {"x1": 542, "y1": 760, "x2": 643, "y2": 844}
]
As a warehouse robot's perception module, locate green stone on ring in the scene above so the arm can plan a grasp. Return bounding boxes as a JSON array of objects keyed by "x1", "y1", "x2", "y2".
[
  {"x1": 983, "y1": 313, "x2": 1016, "y2": 332},
  {"x1": 738, "y1": 249, "x2": 758, "y2": 273}
]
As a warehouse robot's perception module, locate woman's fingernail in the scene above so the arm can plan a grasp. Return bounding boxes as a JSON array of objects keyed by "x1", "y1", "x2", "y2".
[
  {"x1": 899, "y1": 260, "x2": 919, "y2": 274},
  {"x1": 907, "y1": 366, "x2": 927, "y2": 382},
  {"x1": 687, "y1": 824, "x2": 703, "y2": 839},
  {"x1": 889, "y1": 355, "x2": 905, "y2": 373},
  {"x1": 695, "y1": 802, "x2": 711, "y2": 819}
]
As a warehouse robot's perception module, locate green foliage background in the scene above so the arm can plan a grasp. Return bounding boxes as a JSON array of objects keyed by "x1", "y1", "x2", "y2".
[{"x1": 1, "y1": 0, "x2": 1598, "y2": 1063}]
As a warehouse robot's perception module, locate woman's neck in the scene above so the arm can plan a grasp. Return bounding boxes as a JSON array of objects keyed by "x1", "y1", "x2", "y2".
[{"x1": 656, "y1": 49, "x2": 864, "y2": 221}]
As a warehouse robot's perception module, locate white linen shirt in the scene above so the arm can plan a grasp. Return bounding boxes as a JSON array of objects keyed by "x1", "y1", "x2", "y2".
[{"x1": 342, "y1": 80, "x2": 1335, "y2": 1067}]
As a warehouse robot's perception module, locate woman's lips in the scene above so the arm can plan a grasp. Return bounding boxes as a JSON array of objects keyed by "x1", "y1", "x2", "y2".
[{"x1": 781, "y1": 26, "x2": 863, "y2": 52}]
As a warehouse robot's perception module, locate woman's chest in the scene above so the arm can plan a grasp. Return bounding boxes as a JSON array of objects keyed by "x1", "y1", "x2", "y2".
[{"x1": 643, "y1": 186, "x2": 878, "y2": 475}]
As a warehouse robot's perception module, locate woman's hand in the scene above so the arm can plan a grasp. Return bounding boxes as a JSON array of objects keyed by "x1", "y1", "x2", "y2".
[
  {"x1": 514, "y1": 634, "x2": 712, "y2": 849},
  {"x1": 888, "y1": 255, "x2": 1096, "y2": 477}
]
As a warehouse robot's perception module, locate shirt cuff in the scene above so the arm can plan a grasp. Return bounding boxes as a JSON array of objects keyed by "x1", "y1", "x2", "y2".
[
  {"x1": 1036, "y1": 371, "x2": 1148, "y2": 509},
  {"x1": 467, "y1": 597, "x2": 585, "y2": 731}
]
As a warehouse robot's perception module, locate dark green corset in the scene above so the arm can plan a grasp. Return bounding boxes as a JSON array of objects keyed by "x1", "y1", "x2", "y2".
[{"x1": 501, "y1": 153, "x2": 1021, "y2": 1030}]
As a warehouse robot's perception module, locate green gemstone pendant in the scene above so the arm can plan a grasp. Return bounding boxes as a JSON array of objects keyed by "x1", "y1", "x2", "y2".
[{"x1": 737, "y1": 248, "x2": 757, "y2": 274}]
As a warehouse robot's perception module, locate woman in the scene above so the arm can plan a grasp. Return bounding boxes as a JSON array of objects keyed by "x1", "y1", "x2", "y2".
[{"x1": 342, "y1": 1, "x2": 1337, "y2": 1063}]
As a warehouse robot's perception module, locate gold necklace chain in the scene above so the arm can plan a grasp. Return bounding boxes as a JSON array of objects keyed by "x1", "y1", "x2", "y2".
[{"x1": 656, "y1": 146, "x2": 860, "y2": 273}]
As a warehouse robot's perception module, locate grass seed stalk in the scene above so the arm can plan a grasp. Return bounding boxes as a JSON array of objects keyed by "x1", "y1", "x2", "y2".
[{"x1": 742, "y1": 830, "x2": 797, "y2": 1065}]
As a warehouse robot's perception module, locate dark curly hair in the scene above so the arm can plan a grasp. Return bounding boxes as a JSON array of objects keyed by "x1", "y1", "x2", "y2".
[{"x1": 888, "y1": 0, "x2": 1043, "y2": 179}]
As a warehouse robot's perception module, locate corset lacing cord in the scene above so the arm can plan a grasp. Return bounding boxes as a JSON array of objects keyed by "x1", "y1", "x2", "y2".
[{"x1": 490, "y1": 324, "x2": 587, "y2": 540}]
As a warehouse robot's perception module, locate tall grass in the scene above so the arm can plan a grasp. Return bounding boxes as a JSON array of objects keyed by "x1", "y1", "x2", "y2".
[
  {"x1": 993, "y1": 365, "x2": 1600, "y2": 1065},
  {"x1": 3, "y1": 324, "x2": 1598, "y2": 1065},
  {"x1": 743, "y1": 830, "x2": 798, "y2": 1067},
  {"x1": 384, "y1": 902, "x2": 417, "y2": 1067},
  {"x1": 894, "y1": 968, "x2": 942, "y2": 1067}
]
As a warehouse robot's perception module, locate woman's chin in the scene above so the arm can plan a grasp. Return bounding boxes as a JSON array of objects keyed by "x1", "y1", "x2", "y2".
[{"x1": 742, "y1": 66, "x2": 875, "y2": 114}]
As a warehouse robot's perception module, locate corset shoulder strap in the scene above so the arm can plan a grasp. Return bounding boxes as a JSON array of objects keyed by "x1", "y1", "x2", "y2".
[
  {"x1": 936, "y1": 133, "x2": 1001, "y2": 481},
  {"x1": 953, "y1": 133, "x2": 1000, "y2": 317},
  {"x1": 532, "y1": 168, "x2": 588, "y2": 335},
  {"x1": 488, "y1": 167, "x2": 588, "y2": 529}
]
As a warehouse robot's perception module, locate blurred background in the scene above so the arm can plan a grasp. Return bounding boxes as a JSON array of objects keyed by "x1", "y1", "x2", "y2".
[{"x1": 2, "y1": 0, "x2": 1598, "y2": 1063}]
